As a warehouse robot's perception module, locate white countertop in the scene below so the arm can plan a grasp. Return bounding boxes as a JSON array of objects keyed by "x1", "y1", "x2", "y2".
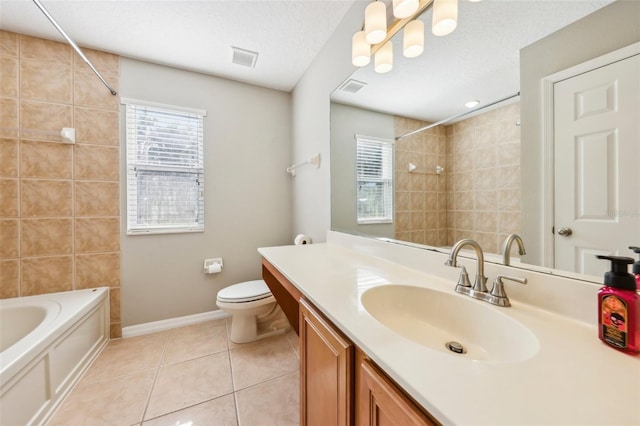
[{"x1": 258, "y1": 242, "x2": 640, "y2": 426}]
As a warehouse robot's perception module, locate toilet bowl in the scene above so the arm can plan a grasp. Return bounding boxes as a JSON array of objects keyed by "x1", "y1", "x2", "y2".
[{"x1": 216, "y1": 280, "x2": 289, "y2": 343}]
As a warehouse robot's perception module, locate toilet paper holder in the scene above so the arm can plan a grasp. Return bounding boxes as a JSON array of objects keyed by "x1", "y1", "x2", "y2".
[{"x1": 204, "y1": 258, "x2": 223, "y2": 274}]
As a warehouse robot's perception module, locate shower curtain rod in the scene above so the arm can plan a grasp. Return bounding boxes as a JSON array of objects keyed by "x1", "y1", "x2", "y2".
[
  {"x1": 395, "y1": 92, "x2": 520, "y2": 141},
  {"x1": 32, "y1": 0, "x2": 117, "y2": 96}
]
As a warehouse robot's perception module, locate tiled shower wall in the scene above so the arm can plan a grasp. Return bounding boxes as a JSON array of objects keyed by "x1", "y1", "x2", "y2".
[
  {"x1": 394, "y1": 117, "x2": 449, "y2": 246},
  {"x1": 0, "y1": 31, "x2": 122, "y2": 338},
  {"x1": 446, "y1": 102, "x2": 521, "y2": 254},
  {"x1": 393, "y1": 101, "x2": 521, "y2": 253}
]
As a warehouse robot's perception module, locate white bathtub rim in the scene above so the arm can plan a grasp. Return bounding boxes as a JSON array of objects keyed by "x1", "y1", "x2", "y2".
[{"x1": 0, "y1": 287, "x2": 109, "y2": 386}]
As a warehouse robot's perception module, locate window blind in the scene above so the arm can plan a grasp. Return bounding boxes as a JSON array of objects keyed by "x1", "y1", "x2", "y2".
[
  {"x1": 125, "y1": 101, "x2": 205, "y2": 234},
  {"x1": 356, "y1": 135, "x2": 394, "y2": 224}
]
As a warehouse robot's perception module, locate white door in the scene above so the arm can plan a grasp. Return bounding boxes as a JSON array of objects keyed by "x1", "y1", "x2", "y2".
[{"x1": 554, "y1": 54, "x2": 640, "y2": 277}]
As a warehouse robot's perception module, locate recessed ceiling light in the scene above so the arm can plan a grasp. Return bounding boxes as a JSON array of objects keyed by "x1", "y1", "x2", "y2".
[
  {"x1": 231, "y1": 46, "x2": 258, "y2": 68},
  {"x1": 465, "y1": 100, "x2": 480, "y2": 108}
]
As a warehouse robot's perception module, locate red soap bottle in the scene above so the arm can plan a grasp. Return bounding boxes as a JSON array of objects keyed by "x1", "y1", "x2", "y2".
[
  {"x1": 596, "y1": 255, "x2": 639, "y2": 354},
  {"x1": 630, "y1": 246, "x2": 640, "y2": 291}
]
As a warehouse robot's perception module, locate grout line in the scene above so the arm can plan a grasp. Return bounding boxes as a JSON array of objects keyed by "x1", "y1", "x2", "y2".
[{"x1": 138, "y1": 333, "x2": 169, "y2": 424}]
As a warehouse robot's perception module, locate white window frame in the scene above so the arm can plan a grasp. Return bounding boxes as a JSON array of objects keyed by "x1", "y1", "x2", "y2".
[
  {"x1": 355, "y1": 134, "x2": 394, "y2": 224},
  {"x1": 123, "y1": 98, "x2": 206, "y2": 235}
]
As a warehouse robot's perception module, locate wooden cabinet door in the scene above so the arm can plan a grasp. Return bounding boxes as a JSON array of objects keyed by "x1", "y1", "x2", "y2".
[
  {"x1": 356, "y1": 350, "x2": 437, "y2": 426},
  {"x1": 300, "y1": 298, "x2": 354, "y2": 426}
]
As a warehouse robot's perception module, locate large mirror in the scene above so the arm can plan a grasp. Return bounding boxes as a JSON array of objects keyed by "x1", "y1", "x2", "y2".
[{"x1": 330, "y1": 0, "x2": 640, "y2": 282}]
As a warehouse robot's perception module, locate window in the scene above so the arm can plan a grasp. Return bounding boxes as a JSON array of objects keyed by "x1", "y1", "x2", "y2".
[
  {"x1": 124, "y1": 99, "x2": 206, "y2": 234},
  {"x1": 356, "y1": 135, "x2": 393, "y2": 224}
]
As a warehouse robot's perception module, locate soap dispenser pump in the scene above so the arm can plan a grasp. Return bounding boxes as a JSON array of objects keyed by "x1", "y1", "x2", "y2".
[
  {"x1": 629, "y1": 246, "x2": 640, "y2": 291},
  {"x1": 596, "y1": 255, "x2": 639, "y2": 354}
]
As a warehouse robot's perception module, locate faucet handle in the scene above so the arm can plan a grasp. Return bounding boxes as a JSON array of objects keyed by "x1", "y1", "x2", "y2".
[
  {"x1": 455, "y1": 266, "x2": 472, "y2": 295},
  {"x1": 486, "y1": 275, "x2": 527, "y2": 307}
]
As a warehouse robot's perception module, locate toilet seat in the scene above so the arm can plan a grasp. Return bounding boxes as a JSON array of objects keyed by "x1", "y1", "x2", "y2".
[{"x1": 217, "y1": 280, "x2": 271, "y2": 303}]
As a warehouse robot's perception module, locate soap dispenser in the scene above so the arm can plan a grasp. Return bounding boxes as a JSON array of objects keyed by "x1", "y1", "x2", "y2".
[
  {"x1": 596, "y1": 255, "x2": 639, "y2": 354},
  {"x1": 629, "y1": 246, "x2": 640, "y2": 291}
]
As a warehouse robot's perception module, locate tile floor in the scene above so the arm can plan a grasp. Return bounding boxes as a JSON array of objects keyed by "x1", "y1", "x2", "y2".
[{"x1": 49, "y1": 318, "x2": 300, "y2": 426}]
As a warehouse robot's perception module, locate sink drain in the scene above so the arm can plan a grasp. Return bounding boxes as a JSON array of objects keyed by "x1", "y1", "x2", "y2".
[{"x1": 445, "y1": 341, "x2": 467, "y2": 354}]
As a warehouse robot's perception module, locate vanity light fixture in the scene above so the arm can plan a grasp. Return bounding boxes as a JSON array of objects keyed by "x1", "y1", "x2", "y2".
[
  {"x1": 403, "y1": 19, "x2": 424, "y2": 58},
  {"x1": 365, "y1": 1, "x2": 387, "y2": 44},
  {"x1": 353, "y1": 0, "x2": 473, "y2": 73},
  {"x1": 432, "y1": 0, "x2": 458, "y2": 36},
  {"x1": 465, "y1": 100, "x2": 480, "y2": 108},
  {"x1": 352, "y1": 31, "x2": 371, "y2": 66},
  {"x1": 393, "y1": 0, "x2": 420, "y2": 19},
  {"x1": 375, "y1": 42, "x2": 394, "y2": 73}
]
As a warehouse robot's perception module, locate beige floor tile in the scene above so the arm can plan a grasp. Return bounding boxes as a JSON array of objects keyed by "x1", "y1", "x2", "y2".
[
  {"x1": 236, "y1": 372, "x2": 299, "y2": 426},
  {"x1": 142, "y1": 394, "x2": 238, "y2": 426},
  {"x1": 145, "y1": 352, "x2": 233, "y2": 420},
  {"x1": 229, "y1": 334, "x2": 298, "y2": 391},
  {"x1": 49, "y1": 370, "x2": 155, "y2": 426},
  {"x1": 163, "y1": 320, "x2": 228, "y2": 365},
  {"x1": 82, "y1": 332, "x2": 168, "y2": 383}
]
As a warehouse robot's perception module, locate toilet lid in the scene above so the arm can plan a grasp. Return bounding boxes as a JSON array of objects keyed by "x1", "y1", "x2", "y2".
[{"x1": 217, "y1": 280, "x2": 272, "y2": 303}]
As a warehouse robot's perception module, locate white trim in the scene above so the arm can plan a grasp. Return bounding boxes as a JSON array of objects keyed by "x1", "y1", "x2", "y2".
[
  {"x1": 121, "y1": 310, "x2": 230, "y2": 338},
  {"x1": 540, "y1": 41, "x2": 640, "y2": 269},
  {"x1": 354, "y1": 133, "x2": 394, "y2": 144},
  {"x1": 120, "y1": 97, "x2": 207, "y2": 117}
]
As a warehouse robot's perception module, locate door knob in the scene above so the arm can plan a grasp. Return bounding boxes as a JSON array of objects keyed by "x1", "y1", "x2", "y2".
[{"x1": 557, "y1": 227, "x2": 573, "y2": 236}]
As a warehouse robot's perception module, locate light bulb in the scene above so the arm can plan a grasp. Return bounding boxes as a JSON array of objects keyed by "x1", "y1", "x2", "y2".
[
  {"x1": 365, "y1": 1, "x2": 387, "y2": 44},
  {"x1": 393, "y1": 0, "x2": 419, "y2": 19},
  {"x1": 432, "y1": 0, "x2": 458, "y2": 36},
  {"x1": 403, "y1": 20, "x2": 424, "y2": 58},
  {"x1": 352, "y1": 31, "x2": 371, "y2": 67},
  {"x1": 375, "y1": 42, "x2": 393, "y2": 73}
]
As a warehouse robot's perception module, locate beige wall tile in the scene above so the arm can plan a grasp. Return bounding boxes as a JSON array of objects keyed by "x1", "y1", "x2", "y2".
[
  {"x1": 0, "y1": 97, "x2": 19, "y2": 138},
  {"x1": 475, "y1": 211, "x2": 498, "y2": 233},
  {"x1": 0, "y1": 259, "x2": 19, "y2": 298},
  {"x1": 21, "y1": 218, "x2": 73, "y2": 256},
  {"x1": 21, "y1": 140, "x2": 72, "y2": 179},
  {"x1": 0, "y1": 179, "x2": 19, "y2": 217},
  {"x1": 74, "y1": 144, "x2": 119, "y2": 181},
  {"x1": 0, "y1": 31, "x2": 18, "y2": 57},
  {"x1": 21, "y1": 255, "x2": 73, "y2": 296},
  {"x1": 410, "y1": 191, "x2": 425, "y2": 211},
  {"x1": 21, "y1": 179, "x2": 72, "y2": 217},
  {"x1": 20, "y1": 100, "x2": 73, "y2": 141},
  {"x1": 74, "y1": 49, "x2": 120, "y2": 76},
  {"x1": 499, "y1": 212, "x2": 521, "y2": 234},
  {"x1": 0, "y1": 219, "x2": 19, "y2": 258},
  {"x1": 0, "y1": 57, "x2": 18, "y2": 97},
  {"x1": 19, "y1": 35, "x2": 71, "y2": 65},
  {"x1": 75, "y1": 253, "x2": 120, "y2": 289},
  {"x1": 74, "y1": 107, "x2": 119, "y2": 146},
  {"x1": 497, "y1": 189, "x2": 520, "y2": 212},
  {"x1": 410, "y1": 211, "x2": 425, "y2": 230},
  {"x1": 0, "y1": 139, "x2": 18, "y2": 177},
  {"x1": 454, "y1": 211, "x2": 473, "y2": 231},
  {"x1": 73, "y1": 70, "x2": 119, "y2": 110},
  {"x1": 109, "y1": 287, "x2": 121, "y2": 322},
  {"x1": 75, "y1": 181, "x2": 119, "y2": 217},
  {"x1": 474, "y1": 231, "x2": 498, "y2": 254},
  {"x1": 75, "y1": 218, "x2": 119, "y2": 253},
  {"x1": 110, "y1": 322, "x2": 122, "y2": 339},
  {"x1": 20, "y1": 60, "x2": 72, "y2": 104}
]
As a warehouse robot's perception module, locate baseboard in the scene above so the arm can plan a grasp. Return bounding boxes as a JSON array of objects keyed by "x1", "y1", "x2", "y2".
[{"x1": 121, "y1": 309, "x2": 230, "y2": 338}]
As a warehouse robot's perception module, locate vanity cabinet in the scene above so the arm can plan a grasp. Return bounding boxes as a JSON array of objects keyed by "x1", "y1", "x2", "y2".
[
  {"x1": 262, "y1": 258, "x2": 439, "y2": 426},
  {"x1": 356, "y1": 350, "x2": 437, "y2": 426},
  {"x1": 300, "y1": 298, "x2": 354, "y2": 426}
]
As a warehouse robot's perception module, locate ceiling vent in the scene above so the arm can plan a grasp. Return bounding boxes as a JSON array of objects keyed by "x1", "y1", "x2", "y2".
[
  {"x1": 231, "y1": 46, "x2": 259, "y2": 68},
  {"x1": 339, "y1": 79, "x2": 367, "y2": 94}
]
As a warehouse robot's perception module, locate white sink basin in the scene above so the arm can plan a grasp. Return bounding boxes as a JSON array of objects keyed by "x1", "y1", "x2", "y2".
[{"x1": 361, "y1": 285, "x2": 539, "y2": 363}]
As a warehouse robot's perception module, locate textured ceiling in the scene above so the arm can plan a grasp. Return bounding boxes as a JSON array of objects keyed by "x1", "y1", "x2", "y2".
[
  {"x1": 0, "y1": 0, "x2": 358, "y2": 92},
  {"x1": 331, "y1": 0, "x2": 616, "y2": 122}
]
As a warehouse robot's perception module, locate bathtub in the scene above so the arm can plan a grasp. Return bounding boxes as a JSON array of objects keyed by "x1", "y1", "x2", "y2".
[{"x1": 0, "y1": 288, "x2": 109, "y2": 425}]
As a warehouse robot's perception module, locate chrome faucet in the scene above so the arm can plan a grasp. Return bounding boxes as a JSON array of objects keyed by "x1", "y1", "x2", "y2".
[
  {"x1": 502, "y1": 234, "x2": 526, "y2": 266},
  {"x1": 445, "y1": 239, "x2": 488, "y2": 299},
  {"x1": 485, "y1": 274, "x2": 527, "y2": 307}
]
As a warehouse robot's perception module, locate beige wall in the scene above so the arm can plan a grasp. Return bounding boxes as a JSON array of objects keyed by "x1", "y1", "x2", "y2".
[
  {"x1": 119, "y1": 58, "x2": 292, "y2": 327},
  {"x1": 0, "y1": 31, "x2": 122, "y2": 337},
  {"x1": 394, "y1": 117, "x2": 448, "y2": 247}
]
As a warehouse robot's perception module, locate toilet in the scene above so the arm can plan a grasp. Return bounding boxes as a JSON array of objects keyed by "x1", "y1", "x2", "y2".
[{"x1": 216, "y1": 280, "x2": 289, "y2": 343}]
